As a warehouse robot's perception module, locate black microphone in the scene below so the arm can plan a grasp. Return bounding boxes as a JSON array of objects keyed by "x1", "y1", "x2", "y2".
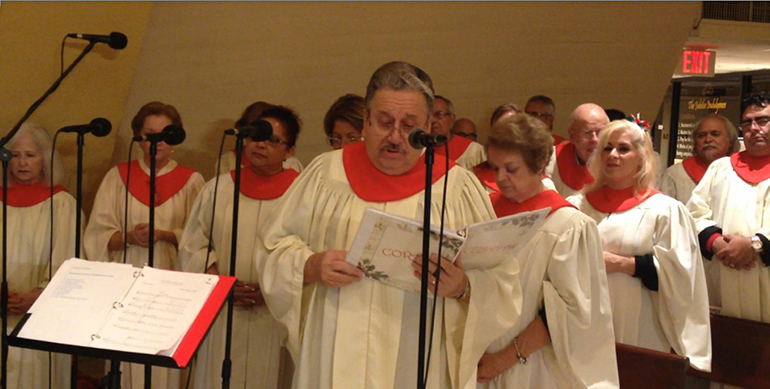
[
  {"x1": 408, "y1": 129, "x2": 448, "y2": 149},
  {"x1": 132, "y1": 125, "x2": 186, "y2": 145},
  {"x1": 58, "y1": 118, "x2": 112, "y2": 137},
  {"x1": 66, "y1": 32, "x2": 128, "y2": 50},
  {"x1": 224, "y1": 119, "x2": 273, "y2": 142}
]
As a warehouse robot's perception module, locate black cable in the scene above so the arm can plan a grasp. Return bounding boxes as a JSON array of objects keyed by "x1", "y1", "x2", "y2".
[
  {"x1": 423, "y1": 141, "x2": 450, "y2": 386},
  {"x1": 60, "y1": 36, "x2": 66, "y2": 76},
  {"x1": 203, "y1": 134, "x2": 228, "y2": 274},
  {"x1": 122, "y1": 142, "x2": 135, "y2": 263},
  {"x1": 49, "y1": 131, "x2": 60, "y2": 389}
]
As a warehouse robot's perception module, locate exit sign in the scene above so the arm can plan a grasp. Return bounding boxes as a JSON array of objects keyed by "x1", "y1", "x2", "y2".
[{"x1": 674, "y1": 49, "x2": 716, "y2": 77}]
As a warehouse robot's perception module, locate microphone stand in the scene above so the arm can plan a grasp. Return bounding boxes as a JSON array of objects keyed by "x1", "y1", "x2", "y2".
[
  {"x1": 221, "y1": 136, "x2": 244, "y2": 388},
  {"x1": 417, "y1": 145, "x2": 434, "y2": 389},
  {"x1": 144, "y1": 142, "x2": 159, "y2": 389},
  {"x1": 69, "y1": 131, "x2": 86, "y2": 389},
  {"x1": 0, "y1": 40, "x2": 97, "y2": 389}
]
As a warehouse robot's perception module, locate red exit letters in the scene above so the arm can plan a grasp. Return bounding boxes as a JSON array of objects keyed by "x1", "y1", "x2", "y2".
[{"x1": 682, "y1": 50, "x2": 713, "y2": 75}]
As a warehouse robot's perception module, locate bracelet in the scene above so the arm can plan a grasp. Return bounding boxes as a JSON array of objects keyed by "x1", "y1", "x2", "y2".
[
  {"x1": 455, "y1": 279, "x2": 471, "y2": 300},
  {"x1": 513, "y1": 336, "x2": 527, "y2": 365}
]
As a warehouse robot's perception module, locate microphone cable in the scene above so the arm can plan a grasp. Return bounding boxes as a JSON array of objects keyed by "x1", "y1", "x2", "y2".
[
  {"x1": 122, "y1": 141, "x2": 136, "y2": 263},
  {"x1": 423, "y1": 140, "x2": 451, "y2": 386},
  {"x1": 203, "y1": 132, "x2": 228, "y2": 274},
  {"x1": 48, "y1": 131, "x2": 62, "y2": 389}
]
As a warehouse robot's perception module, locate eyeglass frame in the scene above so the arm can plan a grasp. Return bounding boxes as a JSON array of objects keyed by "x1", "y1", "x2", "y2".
[
  {"x1": 433, "y1": 111, "x2": 453, "y2": 119},
  {"x1": 739, "y1": 116, "x2": 770, "y2": 131},
  {"x1": 256, "y1": 136, "x2": 291, "y2": 147},
  {"x1": 327, "y1": 135, "x2": 365, "y2": 147}
]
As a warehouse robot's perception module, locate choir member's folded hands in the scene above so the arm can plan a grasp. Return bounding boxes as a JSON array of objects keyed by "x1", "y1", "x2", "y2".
[{"x1": 412, "y1": 253, "x2": 470, "y2": 300}]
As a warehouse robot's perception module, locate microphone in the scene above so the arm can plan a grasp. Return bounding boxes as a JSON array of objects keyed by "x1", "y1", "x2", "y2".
[
  {"x1": 224, "y1": 119, "x2": 273, "y2": 142},
  {"x1": 132, "y1": 125, "x2": 186, "y2": 145},
  {"x1": 58, "y1": 118, "x2": 112, "y2": 137},
  {"x1": 66, "y1": 32, "x2": 128, "y2": 50},
  {"x1": 408, "y1": 129, "x2": 448, "y2": 149}
]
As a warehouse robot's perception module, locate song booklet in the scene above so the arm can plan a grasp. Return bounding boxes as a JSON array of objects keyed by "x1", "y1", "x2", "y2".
[
  {"x1": 345, "y1": 207, "x2": 549, "y2": 294},
  {"x1": 16, "y1": 258, "x2": 229, "y2": 366}
]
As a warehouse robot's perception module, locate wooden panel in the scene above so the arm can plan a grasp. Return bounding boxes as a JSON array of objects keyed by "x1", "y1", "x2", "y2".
[{"x1": 616, "y1": 342, "x2": 687, "y2": 389}]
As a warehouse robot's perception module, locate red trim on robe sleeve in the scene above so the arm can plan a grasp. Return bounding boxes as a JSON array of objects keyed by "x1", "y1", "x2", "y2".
[
  {"x1": 681, "y1": 156, "x2": 710, "y2": 184},
  {"x1": 230, "y1": 168, "x2": 299, "y2": 200},
  {"x1": 117, "y1": 161, "x2": 197, "y2": 207},
  {"x1": 343, "y1": 141, "x2": 454, "y2": 202},
  {"x1": 490, "y1": 190, "x2": 574, "y2": 217},
  {"x1": 555, "y1": 142, "x2": 595, "y2": 191},
  {"x1": 730, "y1": 151, "x2": 770, "y2": 185},
  {"x1": 0, "y1": 182, "x2": 67, "y2": 207},
  {"x1": 433, "y1": 135, "x2": 474, "y2": 162},
  {"x1": 585, "y1": 185, "x2": 659, "y2": 213}
]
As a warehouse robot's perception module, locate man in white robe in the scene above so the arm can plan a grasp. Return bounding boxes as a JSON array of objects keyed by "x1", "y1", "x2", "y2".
[
  {"x1": 257, "y1": 61, "x2": 522, "y2": 389},
  {"x1": 688, "y1": 93, "x2": 770, "y2": 320},
  {"x1": 430, "y1": 95, "x2": 486, "y2": 169},
  {"x1": 662, "y1": 114, "x2": 739, "y2": 205},
  {"x1": 551, "y1": 104, "x2": 609, "y2": 197}
]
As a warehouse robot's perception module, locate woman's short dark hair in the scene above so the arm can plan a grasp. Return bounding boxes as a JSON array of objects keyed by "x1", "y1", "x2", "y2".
[
  {"x1": 258, "y1": 105, "x2": 302, "y2": 147},
  {"x1": 235, "y1": 101, "x2": 275, "y2": 127},
  {"x1": 130, "y1": 101, "x2": 182, "y2": 137},
  {"x1": 323, "y1": 94, "x2": 365, "y2": 137}
]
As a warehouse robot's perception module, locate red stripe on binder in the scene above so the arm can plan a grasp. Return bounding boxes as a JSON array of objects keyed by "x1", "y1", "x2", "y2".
[{"x1": 171, "y1": 275, "x2": 236, "y2": 367}]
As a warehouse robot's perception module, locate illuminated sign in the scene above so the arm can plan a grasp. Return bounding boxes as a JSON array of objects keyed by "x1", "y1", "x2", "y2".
[{"x1": 674, "y1": 49, "x2": 716, "y2": 77}]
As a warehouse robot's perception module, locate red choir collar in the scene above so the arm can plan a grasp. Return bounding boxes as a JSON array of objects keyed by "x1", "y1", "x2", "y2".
[
  {"x1": 472, "y1": 162, "x2": 499, "y2": 192},
  {"x1": 682, "y1": 156, "x2": 710, "y2": 184},
  {"x1": 490, "y1": 190, "x2": 573, "y2": 218},
  {"x1": 552, "y1": 134, "x2": 567, "y2": 145},
  {"x1": 343, "y1": 141, "x2": 454, "y2": 202},
  {"x1": 230, "y1": 168, "x2": 298, "y2": 200},
  {"x1": 118, "y1": 160, "x2": 197, "y2": 207},
  {"x1": 433, "y1": 135, "x2": 474, "y2": 161},
  {"x1": 555, "y1": 142, "x2": 594, "y2": 190},
  {"x1": 586, "y1": 185, "x2": 659, "y2": 213},
  {"x1": 0, "y1": 182, "x2": 66, "y2": 207},
  {"x1": 730, "y1": 151, "x2": 770, "y2": 185}
]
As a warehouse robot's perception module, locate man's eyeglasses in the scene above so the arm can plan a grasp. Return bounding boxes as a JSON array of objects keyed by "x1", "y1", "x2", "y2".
[
  {"x1": 328, "y1": 136, "x2": 364, "y2": 148},
  {"x1": 579, "y1": 129, "x2": 601, "y2": 139},
  {"x1": 739, "y1": 116, "x2": 770, "y2": 131},
  {"x1": 454, "y1": 132, "x2": 477, "y2": 141},
  {"x1": 433, "y1": 111, "x2": 452, "y2": 119},
  {"x1": 526, "y1": 111, "x2": 553, "y2": 119}
]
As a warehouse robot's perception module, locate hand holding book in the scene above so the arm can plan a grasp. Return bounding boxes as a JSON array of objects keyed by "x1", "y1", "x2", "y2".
[
  {"x1": 304, "y1": 249, "x2": 362, "y2": 288},
  {"x1": 412, "y1": 253, "x2": 469, "y2": 299}
]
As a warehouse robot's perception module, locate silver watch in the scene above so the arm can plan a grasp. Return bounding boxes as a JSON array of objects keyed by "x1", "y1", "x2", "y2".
[{"x1": 751, "y1": 235, "x2": 763, "y2": 253}]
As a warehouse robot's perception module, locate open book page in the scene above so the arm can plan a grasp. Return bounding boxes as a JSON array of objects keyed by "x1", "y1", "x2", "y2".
[
  {"x1": 18, "y1": 258, "x2": 138, "y2": 347},
  {"x1": 460, "y1": 207, "x2": 550, "y2": 270},
  {"x1": 346, "y1": 208, "x2": 465, "y2": 294},
  {"x1": 89, "y1": 266, "x2": 217, "y2": 355}
]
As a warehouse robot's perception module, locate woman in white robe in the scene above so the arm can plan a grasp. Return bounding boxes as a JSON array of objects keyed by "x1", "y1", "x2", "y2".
[
  {"x1": 477, "y1": 114, "x2": 617, "y2": 388},
  {"x1": 4, "y1": 123, "x2": 80, "y2": 389},
  {"x1": 84, "y1": 102, "x2": 203, "y2": 389},
  {"x1": 178, "y1": 106, "x2": 301, "y2": 389},
  {"x1": 568, "y1": 120, "x2": 711, "y2": 372}
]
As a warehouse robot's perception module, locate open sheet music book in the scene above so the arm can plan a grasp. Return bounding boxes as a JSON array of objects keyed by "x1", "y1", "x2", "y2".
[
  {"x1": 345, "y1": 207, "x2": 549, "y2": 294},
  {"x1": 16, "y1": 258, "x2": 234, "y2": 367}
]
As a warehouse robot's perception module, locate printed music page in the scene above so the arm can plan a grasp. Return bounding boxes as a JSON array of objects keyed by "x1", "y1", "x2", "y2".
[
  {"x1": 18, "y1": 258, "x2": 137, "y2": 346},
  {"x1": 89, "y1": 266, "x2": 217, "y2": 355}
]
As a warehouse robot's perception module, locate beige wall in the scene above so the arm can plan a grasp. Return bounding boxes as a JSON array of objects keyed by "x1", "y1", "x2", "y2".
[{"x1": 1, "y1": 1, "x2": 701, "y2": 215}]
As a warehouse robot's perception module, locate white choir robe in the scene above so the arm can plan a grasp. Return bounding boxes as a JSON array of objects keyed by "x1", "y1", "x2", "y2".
[
  {"x1": 480, "y1": 207, "x2": 618, "y2": 389},
  {"x1": 84, "y1": 159, "x2": 204, "y2": 389},
  {"x1": 218, "y1": 149, "x2": 303, "y2": 175},
  {"x1": 257, "y1": 148, "x2": 523, "y2": 389},
  {"x1": 454, "y1": 141, "x2": 487, "y2": 170},
  {"x1": 652, "y1": 150, "x2": 666, "y2": 189},
  {"x1": 661, "y1": 162, "x2": 697, "y2": 205},
  {"x1": 688, "y1": 157, "x2": 770, "y2": 322},
  {"x1": 4, "y1": 190, "x2": 81, "y2": 389},
  {"x1": 178, "y1": 173, "x2": 289, "y2": 389},
  {"x1": 569, "y1": 192, "x2": 712, "y2": 371}
]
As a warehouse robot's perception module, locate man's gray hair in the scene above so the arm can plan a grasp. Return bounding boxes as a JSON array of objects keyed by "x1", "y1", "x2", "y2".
[
  {"x1": 434, "y1": 95, "x2": 454, "y2": 115},
  {"x1": 691, "y1": 114, "x2": 740, "y2": 156},
  {"x1": 365, "y1": 61, "x2": 435, "y2": 117}
]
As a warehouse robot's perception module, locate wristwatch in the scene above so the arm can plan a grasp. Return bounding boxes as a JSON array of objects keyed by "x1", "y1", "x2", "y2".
[{"x1": 751, "y1": 235, "x2": 763, "y2": 253}]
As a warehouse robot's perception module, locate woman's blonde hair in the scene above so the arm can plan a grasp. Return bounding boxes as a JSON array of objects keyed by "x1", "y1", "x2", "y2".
[{"x1": 585, "y1": 120, "x2": 657, "y2": 194}]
